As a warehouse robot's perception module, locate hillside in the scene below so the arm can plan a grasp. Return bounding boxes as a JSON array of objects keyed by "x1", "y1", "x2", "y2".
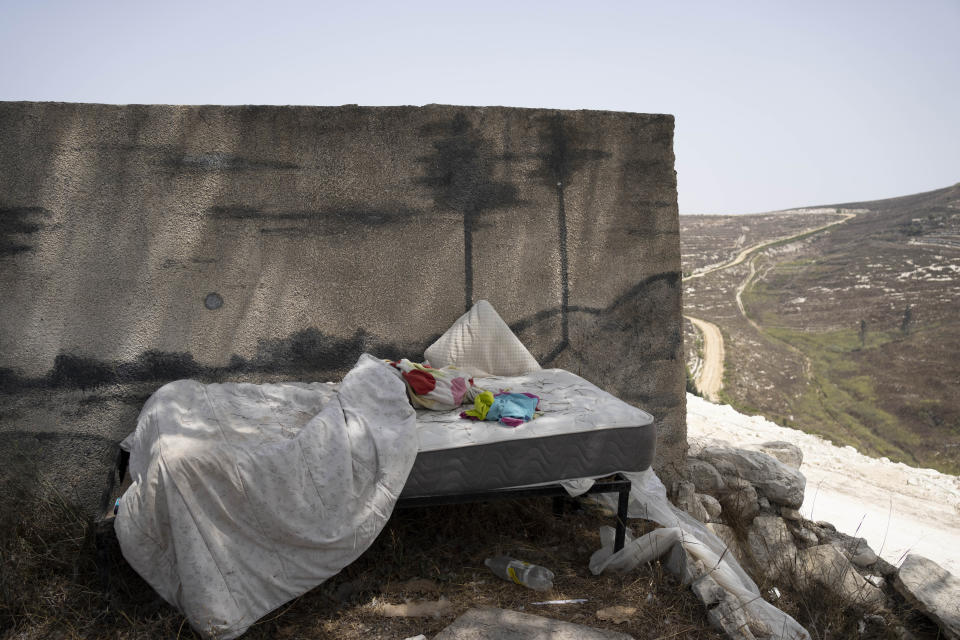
[{"x1": 681, "y1": 183, "x2": 960, "y2": 474}]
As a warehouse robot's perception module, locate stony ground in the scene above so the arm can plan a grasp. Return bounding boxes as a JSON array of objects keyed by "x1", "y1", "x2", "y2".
[
  {"x1": 687, "y1": 393, "x2": 960, "y2": 576},
  {"x1": 0, "y1": 485, "x2": 724, "y2": 640}
]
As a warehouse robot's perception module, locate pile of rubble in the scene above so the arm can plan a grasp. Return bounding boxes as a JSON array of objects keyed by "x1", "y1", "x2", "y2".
[{"x1": 675, "y1": 441, "x2": 959, "y2": 639}]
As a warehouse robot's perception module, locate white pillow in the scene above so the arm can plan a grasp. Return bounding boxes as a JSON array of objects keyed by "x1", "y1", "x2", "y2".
[{"x1": 424, "y1": 300, "x2": 542, "y2": 377}]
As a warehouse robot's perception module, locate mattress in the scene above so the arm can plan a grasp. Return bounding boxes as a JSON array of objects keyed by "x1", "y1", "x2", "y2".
[{"x1": 401, "y1": 368, "x2": 655, "y2": 497}]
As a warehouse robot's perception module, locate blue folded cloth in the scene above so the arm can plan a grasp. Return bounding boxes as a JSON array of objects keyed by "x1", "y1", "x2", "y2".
[{"x1": 486, "y1": 393, "x2": 539, "y2": 425}]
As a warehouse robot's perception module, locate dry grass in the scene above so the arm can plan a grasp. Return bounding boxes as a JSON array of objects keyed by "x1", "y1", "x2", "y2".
[
  {"x1": 2, "y1": 470, "x2": 948, "y2": 640},
  {"x1": 1, "y1": 484, "x2": 724, "y2": 640},
  {"x1": 770, "y1": 568, "x2": 943, "y2": 640},
  {"x1": 715, "y1": 514, "x2": 945, "y2": 640}
]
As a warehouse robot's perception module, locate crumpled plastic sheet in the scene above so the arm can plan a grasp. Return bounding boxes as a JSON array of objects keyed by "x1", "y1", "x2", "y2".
[{"x1": 587, "y1": 470, "x2": 811, "y2": 640}]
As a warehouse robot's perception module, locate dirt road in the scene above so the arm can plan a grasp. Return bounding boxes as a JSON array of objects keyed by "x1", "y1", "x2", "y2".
[
  {"x1": 684, "y1": 211, "x2": 856, "y2": 400},
  {"x1": 686, "y1": 316, "x2": 724, "y2": 401},
  {"x1": 684, "y1": 212, "x2": 856, "y2": 282}
]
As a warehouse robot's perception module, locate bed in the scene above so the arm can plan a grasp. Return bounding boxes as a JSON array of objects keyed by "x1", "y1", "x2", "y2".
[
  {"x1": 402, "y1": 367, "x2": 655, "y2": 497},
  {"x1": 107, "y1": 301, "x2": 657, "y2": 639}
]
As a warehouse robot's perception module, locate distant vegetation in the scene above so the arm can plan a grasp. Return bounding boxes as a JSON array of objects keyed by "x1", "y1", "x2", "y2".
[{"x1": 682, "y1": 183, "x2": 960, "y2": 475}]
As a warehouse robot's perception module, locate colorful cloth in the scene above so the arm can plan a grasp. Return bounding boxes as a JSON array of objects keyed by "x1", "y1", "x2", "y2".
[
  {"x1": 488, "y1": 393, "x2": 539, "y2": 426},
  {"x1": 386, "y1": 359, "x2": 481, "y2": 411},
  {"x1": 462, "y1": 391, "x2": 495, "y2": 420},
  {"x1": 461, "y1": 391, "x2": 540, "y2": 427}
]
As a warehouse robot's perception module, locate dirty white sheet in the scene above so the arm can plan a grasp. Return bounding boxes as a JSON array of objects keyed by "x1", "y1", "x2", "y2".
[
  {"x1": 114, "y1": 354, "x2": 417, "y2": 640},
  {"x1": 589, "y1": 470, "x2": 811, "y2": 640}
]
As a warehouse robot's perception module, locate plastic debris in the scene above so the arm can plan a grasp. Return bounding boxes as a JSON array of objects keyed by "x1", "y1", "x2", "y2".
[
  {"x1": 531, "y1": 598, "x2": 588, "y2": 605},
  {"x1": 484, "y1": 556, "x2": 554, "y2": 591}
]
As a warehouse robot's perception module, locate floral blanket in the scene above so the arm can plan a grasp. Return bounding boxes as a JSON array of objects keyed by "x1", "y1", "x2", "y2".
[{"x1": 386, "y1": 358, "x2": 483, "y2": 410}]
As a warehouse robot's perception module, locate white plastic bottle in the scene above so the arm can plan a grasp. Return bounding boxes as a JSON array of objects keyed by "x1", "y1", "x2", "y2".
[{"x1": 484, "y1": 556, "x2": 554, "y2": 591}]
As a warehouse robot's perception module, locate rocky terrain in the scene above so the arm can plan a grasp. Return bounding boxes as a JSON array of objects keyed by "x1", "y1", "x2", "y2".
[
  {"x1": 681, "y1": 183, "x2": 960, "y2": 474},
  {"x1": 677, "y1": 392, "x2": 960, "y2": 639}
]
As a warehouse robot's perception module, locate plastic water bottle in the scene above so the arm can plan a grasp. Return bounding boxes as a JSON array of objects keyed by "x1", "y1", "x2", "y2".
[{"x1": 484, "y1": 556, "x2": 554, "y2": 591}]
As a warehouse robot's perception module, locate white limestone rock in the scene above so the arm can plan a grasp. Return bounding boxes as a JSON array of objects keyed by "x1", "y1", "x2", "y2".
[
  {"x1": 894, "y1": 554, "x2": 960, "y2": 639},
  {"x1": 687, "y1": 458, "x2": 725, "y2": 494},
  {"x1": 698, "y1": 493, "x2": 723, "y2": 521},
  {"x1": 746, "y1": 516, "x2": 797, "y2": 583},
  {"x1": 796, "y1": 545, "x2": 885, "y2": 608},
  {"x1": 720, "y1": 478, "x2": 760, "y2": 524},
  {"x1": 706, "y1": 522, "x2": 746, "y2": 567},
  {"x1": 780, "y1": 507, "x2": 802, "y2": 521},
  {"x1": 675, "y1": 481, "x2": 710, "y2": 523},
  {"x1": 698, "y1": 446, "x2": 806, "y2": 509},
  {"x1": 744, "y1": 441, "x2": 803, "y2": 469}
]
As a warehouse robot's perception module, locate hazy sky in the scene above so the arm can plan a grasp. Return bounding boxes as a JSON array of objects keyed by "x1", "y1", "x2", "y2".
[{"x1": 2, "y1": 0, "x2": 957, "y2": 214}]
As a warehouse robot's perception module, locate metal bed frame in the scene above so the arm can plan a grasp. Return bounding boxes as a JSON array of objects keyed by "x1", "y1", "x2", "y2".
[
  {"x1": 396, "y1": 474, "x2": 632, "y2": 552},
  {"x1": 111, "y1": 450, "x2": 631, "y2": 552}
]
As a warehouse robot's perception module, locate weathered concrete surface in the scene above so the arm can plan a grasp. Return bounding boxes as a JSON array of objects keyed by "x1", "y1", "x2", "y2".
[
  {"x1": 432, "y1": 607, "x2": 635, "y2": 640},
  {"x1": 0, "y1": 102, "x2": 683, "y2": 514}
]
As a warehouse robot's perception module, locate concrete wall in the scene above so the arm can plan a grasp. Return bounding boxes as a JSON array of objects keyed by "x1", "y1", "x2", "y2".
[{"x1": 0, "y1": 102, "x2": 684, "y2": 514}]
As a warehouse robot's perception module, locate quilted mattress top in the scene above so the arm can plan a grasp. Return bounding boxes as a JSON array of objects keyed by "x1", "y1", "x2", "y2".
[{"x1": 414, "y1": 368, "x2": 654, "y2": 453}]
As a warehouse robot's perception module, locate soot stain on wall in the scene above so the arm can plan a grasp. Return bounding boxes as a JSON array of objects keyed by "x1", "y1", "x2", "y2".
[
  {"x1": 510, "y1": 270, "x2": 682, "y2": 368},
  {"x1": 616, "y1": 154, "x2": 676, "y2": 234},
  {"x1": 207, "y1": 203, "x2": 425, "y2": 235},
  {"x1": 250, "y1": 327, "x2": 417, "y2": 373},
  {"x1": 160, "y1": 151, "x2": 300, "y2": 172},
  {"x1": 0, "y1": 205, "x2": 49, "y2": 255},
  {"x1": 65, "y1": 144, "x2": 302, "y2": 173},
  {"x1": 416, "y1": 113, "x2": 522, "y2": 311},
  {"x1": 529, "y1": 114, "x2": 610, "y2": 354},
  {"x1": 0, "y1": 329, "x2": 425, "y2": 393}
]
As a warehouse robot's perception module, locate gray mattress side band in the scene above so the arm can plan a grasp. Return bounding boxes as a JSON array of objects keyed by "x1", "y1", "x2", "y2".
[{"x1": 400, "y1": 423, "x2": 656, "y2": 498}]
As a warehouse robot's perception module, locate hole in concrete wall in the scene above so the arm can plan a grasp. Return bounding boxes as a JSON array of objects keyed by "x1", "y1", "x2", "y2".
[{"x1": 204, "y1": 292, "x2": 223, "y2": 310}]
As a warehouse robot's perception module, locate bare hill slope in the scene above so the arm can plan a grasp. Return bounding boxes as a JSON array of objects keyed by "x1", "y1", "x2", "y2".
[{"x1": 682, "y1": 182, "x2": 960, "y2": 474}]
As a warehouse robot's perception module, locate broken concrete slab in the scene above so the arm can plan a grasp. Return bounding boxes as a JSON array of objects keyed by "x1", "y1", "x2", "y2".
[
  {"x1": 894, "y1": 554, "x2": 960, "y2": 639},
  {"x1": 432, "y1": 607, "x2": 635, "y2": 640}
]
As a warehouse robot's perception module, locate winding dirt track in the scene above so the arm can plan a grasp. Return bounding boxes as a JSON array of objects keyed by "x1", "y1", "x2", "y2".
[
  {"x1": 686, "y1": 316, "x2": 724, "y2": 401},
  {"x1": 684, "y1": 212, "x2": 856, "y2": 401}
]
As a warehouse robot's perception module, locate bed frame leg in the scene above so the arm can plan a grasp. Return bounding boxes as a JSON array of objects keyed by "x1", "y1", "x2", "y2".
[{"x1": 614, "y1": 485, "x2": 629, "y2": 552}]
